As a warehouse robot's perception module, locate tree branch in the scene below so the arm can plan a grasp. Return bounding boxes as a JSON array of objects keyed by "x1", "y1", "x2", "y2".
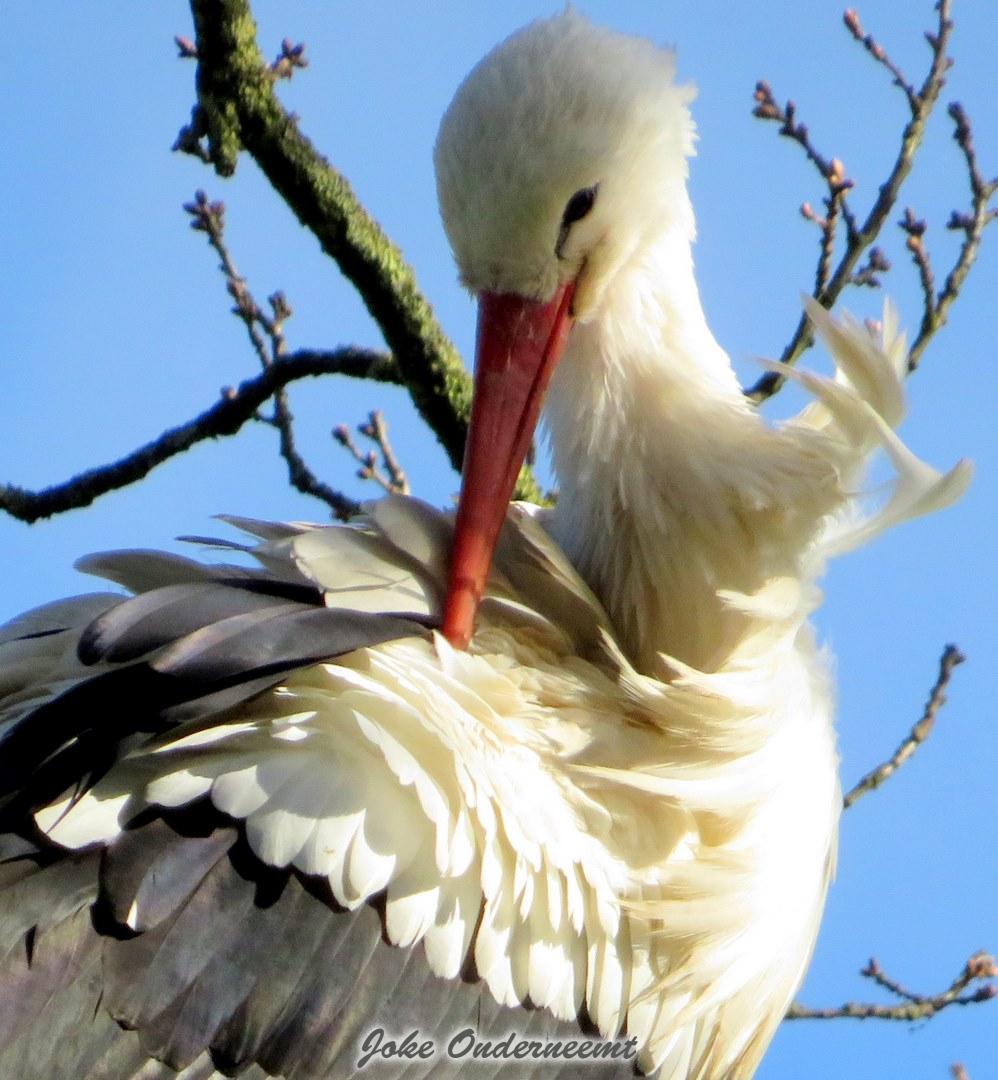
[
  {"x1": 907, "y1": 101, "x2": 998, "y2": 370},
  {"x1": 333, "y1": 410, "x2": 410, "y2": 497},
  {"x1": 269, "y1": 387, "x2": 360, "y2": 520},
  {"x1": 0, "y1": 349, "x2": 393, "y2": 523},
  {"x1": 186, "y1": 190, "x2": 360, "y2": 519},
  {"x1": 788, "y1": 643, "x2": 994, "y2": 1031},
  {"x1": 748, "y1": 1, "x2": 959, "y2": 402},
  {"x1": 361, "y1": 410, "x2": 409, "y2": 495},
  {"x1": 787, "y1": 951, "x2": 996, "y2": 1021},
  {"x1": 181, "y1": 0, "x2": 543, "y2": 504},
  {"x1": 843, "y1": 644, "x2": 965, "y2": 810}
]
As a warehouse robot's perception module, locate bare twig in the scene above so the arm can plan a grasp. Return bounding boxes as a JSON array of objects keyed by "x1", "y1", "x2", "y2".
[
  {"x1": 0, "y1": 349, "x2": 396, "y2": 523},
  {"x1": 843, "y1": 644, "x2": 965, "y2": 809},
  {"x1": 842, "y1": 8, "x2": 921, "y2": 115},
  {"x1": 816, "y1": 186, "x2": 847, "y2": 293},
  {"x1": 333, "y1": 413, "x2": 410, "y2": 495},
  {"x1": 333, "y1": 410, "x2": 410, "y2": 496},
  {"x1": 270, "y1": 390, "x2": 358, "y2": 519},
  {"x1": 754, "y1": 77, "x2": 858, "y2": 297},
  {"x1": 907, "y1": 101, "x2": 998, "y2": 370},
  {"x1": 185, "y1": 191, "x2": 272, "y2": 370},
  {"x1": 269, "y1": 39, "x2": 307, "y2": 81},
  {"x1": 862, "y1": 956, "x2": 930, "y2": 1001},
  {"x1": 898, "y1": 205, "x2": 938, "y2": 324},
  {"x1": 752, "y1": 82, "x2": 856, "y2": 202},
  {"x1": 850, "y1": 245, "x2": 891, "y2": 288},
  {"x1": 787, "y1": 951, "x2": 996, "y2": 1021},
  {"x1": 186, "y1": 189, "x2": 360, "y2": 520},
  {"x1": 360, "y1": 410, "x2": 409, "y2": 494},
  {"x1": 175, "y1": 35, "x2": 198, "y2": 60},
  {"x1": 748, "y1": 1, "x2": 958, "y2": 402}
]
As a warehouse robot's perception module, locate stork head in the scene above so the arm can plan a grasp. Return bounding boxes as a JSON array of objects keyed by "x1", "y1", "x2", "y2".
[{"x1": 435, "y1": 12, "x2": 697, "y2": 647}]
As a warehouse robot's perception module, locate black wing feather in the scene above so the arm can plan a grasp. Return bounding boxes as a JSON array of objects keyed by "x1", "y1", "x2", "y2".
[
  {"x1": 151, "y1": 606, "x2": 426, "y2": 686},
  {"x1": 78, "y1": 583, "x2": 304, "y2": 666}
]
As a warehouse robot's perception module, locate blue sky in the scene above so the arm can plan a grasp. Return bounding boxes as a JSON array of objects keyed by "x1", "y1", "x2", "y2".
[{"x1": 2, "y1": 4, "x2": 995, "y2": 1078}]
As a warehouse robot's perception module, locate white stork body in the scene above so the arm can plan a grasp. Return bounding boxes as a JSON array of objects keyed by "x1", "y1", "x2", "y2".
[{"x1": 0, "y1": 12, "x2": 969, "y2": 1080}]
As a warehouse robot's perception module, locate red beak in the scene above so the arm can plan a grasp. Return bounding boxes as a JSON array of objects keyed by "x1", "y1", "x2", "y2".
[{"x1": 442, "y1": 283, "x2": 575, "y2": 648}]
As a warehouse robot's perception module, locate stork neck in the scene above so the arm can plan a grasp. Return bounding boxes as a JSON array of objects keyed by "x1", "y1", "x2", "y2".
[{"x1": 544, "y1": 226, "x2": 789, "y2": 674}]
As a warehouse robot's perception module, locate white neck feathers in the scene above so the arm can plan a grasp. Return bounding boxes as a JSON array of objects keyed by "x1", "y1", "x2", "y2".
[{"x1": 542, "y1": 225, "x2": 934, "y2": 675}]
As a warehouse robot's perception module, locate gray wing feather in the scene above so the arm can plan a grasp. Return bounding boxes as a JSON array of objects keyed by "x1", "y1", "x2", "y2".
[
  {"x1": 0, "y1": 592, "x2": 126, "y2": 646},
  {"x1": 76, "y1": 550, "x2": 219, "y2": 592},
  {"x1": 494, "y1": 505, "x2": 614, "y2": 664},
  {"x1": 0, "y1": 811, "x2": 635, "y2": 1078},
  {"x1": 214, "y1": 515, "x2": 317, "y2": 542}
]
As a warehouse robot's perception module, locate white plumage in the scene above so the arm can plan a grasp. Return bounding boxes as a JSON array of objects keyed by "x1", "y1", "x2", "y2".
[{"x1": 0, "y1": 12, "x2": 970, "y2": 1080}]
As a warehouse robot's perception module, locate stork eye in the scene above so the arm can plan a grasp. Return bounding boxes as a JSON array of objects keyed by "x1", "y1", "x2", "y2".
[
  {"x1": 556, "y1": 185, "x2": 598, "y2": 257},
  {"x1": 562, "y1": 185, "x2": 598, "y2": 227}
]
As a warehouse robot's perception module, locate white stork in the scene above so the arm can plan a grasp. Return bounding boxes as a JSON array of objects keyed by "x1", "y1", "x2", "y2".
[{"x1": 0, "y1": 12, "x2": 969, "y2": 1080}]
